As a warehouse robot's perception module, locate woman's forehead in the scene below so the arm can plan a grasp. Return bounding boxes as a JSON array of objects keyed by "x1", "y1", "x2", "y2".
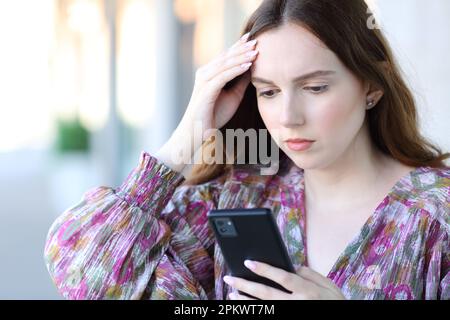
[
  {"x1": 252, "y1": 31, "x2": 341, "y2": 79},
  {"x1": 252, "y1": 24, "x2": 339, "y2": 73},
  {"x1": 255, "y1": 23, "x2": 329, "y2": 53}
]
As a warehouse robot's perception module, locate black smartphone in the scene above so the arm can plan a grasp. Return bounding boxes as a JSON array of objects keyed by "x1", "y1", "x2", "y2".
[{"x1": 207, "y1": 208, "x2": 295, "y2": 299}]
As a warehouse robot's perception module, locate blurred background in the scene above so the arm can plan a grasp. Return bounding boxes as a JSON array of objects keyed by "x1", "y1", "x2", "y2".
[{"x1": 0, "y1": 0, "x2": 448, "y2": 299}]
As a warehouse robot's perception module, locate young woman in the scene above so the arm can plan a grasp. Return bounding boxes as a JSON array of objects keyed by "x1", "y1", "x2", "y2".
[{"x1": 44, "y1": 0, "x2": 449, "y2": 300}]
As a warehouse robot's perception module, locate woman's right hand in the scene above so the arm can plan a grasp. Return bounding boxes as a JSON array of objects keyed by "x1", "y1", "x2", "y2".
[
  {"x1": 156, "y1": 33, "x2": 259, "y2": 173},
  {"x1": 184, "y1": 32, "x2": 258, "y2": 136}
]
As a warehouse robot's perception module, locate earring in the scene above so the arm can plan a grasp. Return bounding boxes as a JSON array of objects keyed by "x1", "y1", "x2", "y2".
[{"x1": 367, "y1": 100, "x2": 375, "y2": 109}]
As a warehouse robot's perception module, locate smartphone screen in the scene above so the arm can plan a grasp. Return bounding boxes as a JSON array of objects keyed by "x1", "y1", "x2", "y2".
[{"x1": 207, "y1": 208, "x2": 295, "y2": 298}]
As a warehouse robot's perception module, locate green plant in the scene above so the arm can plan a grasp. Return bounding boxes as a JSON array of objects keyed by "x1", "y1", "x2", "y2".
[{"x1": 55, "y1": 117, "x2": 89, "y2": 153}]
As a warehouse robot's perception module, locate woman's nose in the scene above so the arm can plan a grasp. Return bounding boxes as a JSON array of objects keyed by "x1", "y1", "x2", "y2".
[{"x1": 279, "y1": 97, "x2": 305, "y2": 127}]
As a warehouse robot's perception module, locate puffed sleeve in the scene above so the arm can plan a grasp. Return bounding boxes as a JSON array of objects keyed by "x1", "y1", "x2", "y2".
[{"x1": 43, "y1": 151, "x2": 219, "y2": 300}]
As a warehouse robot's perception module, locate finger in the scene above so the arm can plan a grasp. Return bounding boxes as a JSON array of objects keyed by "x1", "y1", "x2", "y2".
[
  {"x1": 228, "y1": 69, "x2": 251, "y2": 97},
  {"x1": 230, "y1": 32, "x2": 251, "y2": 49},
  {"x1": 244, "y1": 260, "x2": 304, "y2": 292},
  {"x1": 207, "y1": 62, "x2": 254, "y2": 93},
  {"x1": 228, "y1": 292, "x2": 256, "y2": 300},
  {"x1": 211, "y1": 40, "x2": 257, "y2": 78},
  {"x1": 203, "y1": 40, "x2": 258, "y2": 82},
  {"x1": 223, "y1": 276, "x2": 291, "y2": 300},
  {"x1": 204, "y1": 48, "x2": 257, "y2": 83},
  {"x1": 297, "y1": 266, "x2": 339, "y2": 291},
  {"x1": 228, "y1": 39, "x2": 258, "y2": 57}
]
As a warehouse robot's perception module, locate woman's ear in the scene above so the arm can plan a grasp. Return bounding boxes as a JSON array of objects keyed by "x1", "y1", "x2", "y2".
[
  {"x1": 366, "y1": 87, "x2": 384, "y2": 109},
  {"x1": 364, "y1": 80, "x2": 384, "y2": 110},
  {"x1": 364, "y1": 61, "x2": 388, "y2": 109},
  {"x1": 368, "y1": 61, "x2": 391, "y2": 109}
]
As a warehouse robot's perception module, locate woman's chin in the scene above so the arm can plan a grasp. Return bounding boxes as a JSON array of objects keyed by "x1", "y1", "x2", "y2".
[{"x1": 285, "y1": 154, "x2": 314, "y2": 170}]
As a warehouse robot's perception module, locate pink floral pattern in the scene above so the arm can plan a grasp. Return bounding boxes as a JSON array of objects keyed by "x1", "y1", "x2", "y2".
[
  {"x1": 44, "y1": 152, "x2": 449, "y2": 300},
  {"x1": 384, "y1": 283, "x2": 414, "y2": 300}
]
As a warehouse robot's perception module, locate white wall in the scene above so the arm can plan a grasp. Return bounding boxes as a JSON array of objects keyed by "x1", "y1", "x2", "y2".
[{"x1": 376, "y1": 0, "x2": 450, "y2": 161}]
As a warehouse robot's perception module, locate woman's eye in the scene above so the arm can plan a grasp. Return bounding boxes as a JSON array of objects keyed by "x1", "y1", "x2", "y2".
[
  {"x1": 304, "y1": 85, "x2": 328, "y2": 94},
  {"x1": 258, "y1": 85, "x2": 328, "y2": 98},
  {"x1": 258, "y1": 90, "x2": 277, "y2": 98}
]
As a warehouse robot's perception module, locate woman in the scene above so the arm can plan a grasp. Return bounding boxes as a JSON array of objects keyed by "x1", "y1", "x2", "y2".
[{"x1": 44, "y1": 0, "x2": 449, "y2": 300}]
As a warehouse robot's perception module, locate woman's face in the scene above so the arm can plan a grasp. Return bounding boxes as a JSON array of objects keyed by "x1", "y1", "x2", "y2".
[{"x1": 251, "y1": 22, "x2": 371, "y2": 170}]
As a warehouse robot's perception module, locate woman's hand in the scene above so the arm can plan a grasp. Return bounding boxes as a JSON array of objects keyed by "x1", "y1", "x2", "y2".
[
  {"x1": 156, "y1": 32, "x2": 258, "y2": 173},
  {"x1": 185, "y1": 32, "x2": 257, "y2": 136},
  {"x1": 223, "y1": 260, "x2": 346, "y2": 300}
]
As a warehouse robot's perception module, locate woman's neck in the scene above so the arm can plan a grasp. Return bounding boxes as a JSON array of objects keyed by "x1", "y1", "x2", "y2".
[{"x1": 303, "y1": 131, "x2": 391, "y2": 211}]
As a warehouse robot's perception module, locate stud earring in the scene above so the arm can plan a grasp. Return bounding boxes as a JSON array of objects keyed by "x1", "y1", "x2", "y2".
[{"x1": 367, "y1": 100, "x2": 375, "y2": 108}]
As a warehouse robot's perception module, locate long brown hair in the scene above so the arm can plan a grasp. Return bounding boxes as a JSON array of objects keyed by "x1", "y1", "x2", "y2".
[{"x1": 182, "y1": 0, "x2": 449, "y2": 186}]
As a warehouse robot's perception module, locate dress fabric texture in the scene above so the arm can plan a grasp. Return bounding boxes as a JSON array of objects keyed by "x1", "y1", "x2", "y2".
[{"x1": 44, "y1": 151, "x2": 450, "y2": 300}]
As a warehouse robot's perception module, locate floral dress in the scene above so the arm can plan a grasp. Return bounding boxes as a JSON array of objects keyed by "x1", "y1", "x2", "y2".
[{"x1": 44, "y1": 152, "x2": 449, "y2": 299}]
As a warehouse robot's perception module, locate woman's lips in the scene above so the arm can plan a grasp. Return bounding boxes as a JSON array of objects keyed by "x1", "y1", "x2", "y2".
[{"x1": 285, "y1": 140, "x2": 314, "y2": 151}]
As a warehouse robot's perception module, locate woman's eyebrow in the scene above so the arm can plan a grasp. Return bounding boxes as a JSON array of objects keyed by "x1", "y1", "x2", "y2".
[{"x1": 251, "y1": 70, "x2": 336, "y2": 84}]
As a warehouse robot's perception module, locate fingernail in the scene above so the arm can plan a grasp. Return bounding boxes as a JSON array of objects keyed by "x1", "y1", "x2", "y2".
[
  {"x1": 241, "y1": 32, "x2": 250, "y2": 41},
  {"x1": 223, "y1": 275, "x2": 234, "y2": 285},
  {"x1": 244, "y1": 260, "x2": 257, "y2": 270}
]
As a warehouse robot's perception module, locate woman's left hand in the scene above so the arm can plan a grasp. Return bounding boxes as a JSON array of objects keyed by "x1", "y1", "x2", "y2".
[{"x1": 223, "y1": 260, "x2": 346, "y2": 300}]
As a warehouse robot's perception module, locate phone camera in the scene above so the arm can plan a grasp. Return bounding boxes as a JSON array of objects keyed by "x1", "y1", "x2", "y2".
[{"x1": 214, "y1": 218, "x2": 237, "y2": 237}]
